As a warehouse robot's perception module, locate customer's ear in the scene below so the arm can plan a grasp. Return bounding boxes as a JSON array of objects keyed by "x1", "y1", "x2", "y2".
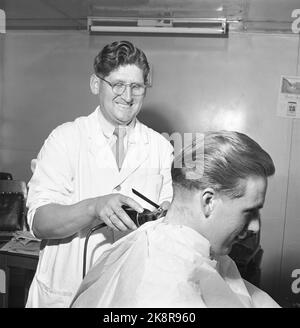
[
  {"x1": 201, "y1": 188, "x2": 215, "y2": 218},
  {"x1": 90, "y1": 74, "x2": 100, "y2": 95}
]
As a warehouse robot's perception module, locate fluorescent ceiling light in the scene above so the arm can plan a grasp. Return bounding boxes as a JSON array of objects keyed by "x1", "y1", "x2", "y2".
[{"x1": 88, "y1": 17, "x2": 227, "y2": 35}]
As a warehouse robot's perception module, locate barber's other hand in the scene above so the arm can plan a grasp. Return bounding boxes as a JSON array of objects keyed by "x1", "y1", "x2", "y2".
[{"x1": 93, "y1": 194, "x2": 144, "y2": 231}]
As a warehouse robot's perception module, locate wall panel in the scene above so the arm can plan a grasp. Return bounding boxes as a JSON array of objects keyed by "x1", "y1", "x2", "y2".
[{"x1": 280, "y1": 118, "x2": 300, "y2": 306}]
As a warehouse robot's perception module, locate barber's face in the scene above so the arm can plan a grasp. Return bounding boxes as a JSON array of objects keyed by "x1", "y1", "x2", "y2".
[
  {"x1": 96, "y1": 64, "x2": 145, "y2": 126},
  {"x1": 203, "y1": 176, "x2": 267, "y2": 256}
]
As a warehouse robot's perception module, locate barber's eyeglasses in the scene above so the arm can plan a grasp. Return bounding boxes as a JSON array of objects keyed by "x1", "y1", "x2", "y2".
[{"x1": 98, "y1": 76, "x2": 147, "y2": 96}]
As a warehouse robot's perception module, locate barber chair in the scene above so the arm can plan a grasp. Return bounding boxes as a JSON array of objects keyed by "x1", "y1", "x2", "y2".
[{"x1": 229, "y1": 232, "x2": 263, "y2": 287}]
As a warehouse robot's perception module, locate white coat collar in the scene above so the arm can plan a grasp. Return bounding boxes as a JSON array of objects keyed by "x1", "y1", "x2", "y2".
[
  {"x1": 88, "y1": 107, "x2": 149, "y2": 144},
  {"x1": 97, "y1": 107, "x2": 137, "y2": 140},
  {"x1": 86, "y1": 108, "x2": 150, "y2": 187}
]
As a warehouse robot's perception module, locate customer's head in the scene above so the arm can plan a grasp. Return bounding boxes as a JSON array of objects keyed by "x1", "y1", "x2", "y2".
[
  {"x1": 171, "y1": 131, "x2": 275, "y2": 256},
  {"x1": 90, "y1": 41, "x2": 150, "y2": 126}
]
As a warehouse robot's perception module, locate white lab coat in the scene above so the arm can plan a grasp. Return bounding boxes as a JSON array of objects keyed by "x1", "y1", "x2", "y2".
[{"x1": 25, "y1": 108, "x2": 173, "y2": 308}]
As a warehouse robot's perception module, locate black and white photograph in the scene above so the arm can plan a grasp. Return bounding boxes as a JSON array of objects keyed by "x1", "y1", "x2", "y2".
[{"x1": 0, "y1": 0, "x2": 300, "y2": 314}]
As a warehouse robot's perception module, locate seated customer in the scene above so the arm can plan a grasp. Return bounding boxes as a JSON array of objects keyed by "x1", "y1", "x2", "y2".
[{"x1": 71, "y1": 131, "x2": 280, "y2": 308}]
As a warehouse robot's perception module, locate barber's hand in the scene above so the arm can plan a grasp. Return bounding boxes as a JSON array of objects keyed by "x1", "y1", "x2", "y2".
[{"x1": 94, "y1": 194, "x2": 144, "y2": 231}]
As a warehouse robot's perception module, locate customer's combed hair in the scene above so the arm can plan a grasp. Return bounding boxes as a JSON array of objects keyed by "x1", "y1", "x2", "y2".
[
  {"x1": 172, "y1": 131, "x2": 275, "y2": 198},
  {"x1": 94, "y1": 40, "x2": 150, "y2": 84}
]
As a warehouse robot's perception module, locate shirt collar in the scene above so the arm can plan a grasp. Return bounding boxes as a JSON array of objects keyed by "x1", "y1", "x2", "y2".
[{"x1": 97, "y1": 106, "x2": 136, "y2": 139}]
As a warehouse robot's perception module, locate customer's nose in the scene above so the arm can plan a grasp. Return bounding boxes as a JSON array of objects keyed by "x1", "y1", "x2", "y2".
[{"x1": 247, "y1": 215, "x2": 261, "y2": 234}]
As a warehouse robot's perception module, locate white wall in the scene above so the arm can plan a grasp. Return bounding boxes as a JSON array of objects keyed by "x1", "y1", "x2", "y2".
[{"x1": 0, "y1": 30, "x2": 299, "y2": 306}]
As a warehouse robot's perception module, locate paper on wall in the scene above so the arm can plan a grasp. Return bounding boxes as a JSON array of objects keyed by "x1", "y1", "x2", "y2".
[{"x1": 277, "y1": 76, "x2": 300, "y2": 119}]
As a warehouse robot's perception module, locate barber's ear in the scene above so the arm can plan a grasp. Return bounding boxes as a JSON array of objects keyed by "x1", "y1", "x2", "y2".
[
  {"x1": 90, "y1": 74, "x2": 100, "y2": 95},
  {"x1": 201, "y1": 188, "x2": 215, "y2": 218}
]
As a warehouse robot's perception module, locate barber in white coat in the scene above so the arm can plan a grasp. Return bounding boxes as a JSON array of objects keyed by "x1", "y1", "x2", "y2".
[{"x1": 25, "y1": 40, "x2": 173, "y2": 308}]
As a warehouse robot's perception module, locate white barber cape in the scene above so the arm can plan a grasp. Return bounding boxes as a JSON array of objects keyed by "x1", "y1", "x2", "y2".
[
  {"x1": 71, "y1": 219, "x2": 280, "y2": 308},
  {"x1": 25, "y1": 108, "x2": 173, "y2": 308}
]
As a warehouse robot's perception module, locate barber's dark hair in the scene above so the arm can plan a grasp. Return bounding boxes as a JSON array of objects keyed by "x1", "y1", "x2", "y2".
[
  {"x1": 94, "y1": 40, "x2": 150, "y2": 84},
  {"x1": 172, "y1": 131, "x2": 275, "y2": 198}
]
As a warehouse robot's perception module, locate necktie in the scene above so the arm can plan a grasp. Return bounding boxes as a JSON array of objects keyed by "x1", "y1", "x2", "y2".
[{"x1": 114, "y1": 126, "x2": 127, "y2": 170}]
